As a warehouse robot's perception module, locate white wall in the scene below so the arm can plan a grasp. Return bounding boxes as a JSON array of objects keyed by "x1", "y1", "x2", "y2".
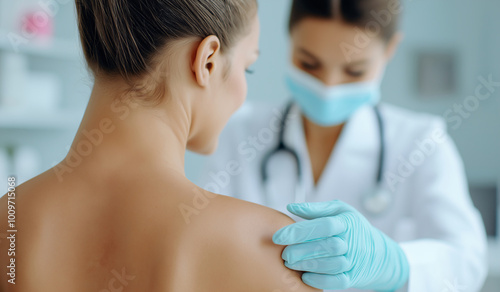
[
  {"x1": 384, "y1": 0, "x2": 500, "y2": 185},
  {"x1": 246, "y1": 0, "x2": 292, "y2": 105}
]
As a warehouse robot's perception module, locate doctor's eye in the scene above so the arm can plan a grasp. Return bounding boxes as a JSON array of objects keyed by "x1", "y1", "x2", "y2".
[
  {"x1": 300, "y1": 61, "x2": 319, "y2": 71},
  {"x1": 345, "y1": 68, "x2": 366, "y2": 77}
]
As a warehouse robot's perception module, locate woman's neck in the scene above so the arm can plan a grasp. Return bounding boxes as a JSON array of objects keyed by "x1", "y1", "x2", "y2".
[{"x1": 63, "y1": 79, "x2": 192, "y2": 183}]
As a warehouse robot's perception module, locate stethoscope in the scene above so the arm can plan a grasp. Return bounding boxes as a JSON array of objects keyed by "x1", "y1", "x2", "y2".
[{"x1": 260, "y1": 102, "x2": 393, "y2": 216}]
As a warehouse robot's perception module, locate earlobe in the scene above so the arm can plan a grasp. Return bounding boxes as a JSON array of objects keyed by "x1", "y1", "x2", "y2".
[{"x1": 192, "y1": 35, "x2": 221, "y2": 87}]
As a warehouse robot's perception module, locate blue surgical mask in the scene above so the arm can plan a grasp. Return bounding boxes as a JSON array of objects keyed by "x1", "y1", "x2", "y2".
[{"x1": 286, "y1": 65, "x2": 382, "y2": 127}]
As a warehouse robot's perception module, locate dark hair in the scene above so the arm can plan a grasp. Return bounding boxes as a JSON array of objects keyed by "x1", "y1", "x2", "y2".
[
  {"x1": 76, "y1": 0, "x2": 258, "y2": 80},
  {"x1": 289, "y1": 0, "x2": 401, "y2": 42}
]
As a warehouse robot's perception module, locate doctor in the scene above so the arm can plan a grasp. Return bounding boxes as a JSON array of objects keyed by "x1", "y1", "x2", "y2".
[{"x1": 201, "y1": 0, "x2": 487, "y2": 291}]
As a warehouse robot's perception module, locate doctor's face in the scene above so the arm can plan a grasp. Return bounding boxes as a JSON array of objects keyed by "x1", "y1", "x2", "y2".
[{"x1": 290, "y1": 18, "x2": 398, "y2": 86}]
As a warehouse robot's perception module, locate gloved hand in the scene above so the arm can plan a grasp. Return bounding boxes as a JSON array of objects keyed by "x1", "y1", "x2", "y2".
[{"x1": 273, "y1": 200, "x2": 409, "y2": 291}]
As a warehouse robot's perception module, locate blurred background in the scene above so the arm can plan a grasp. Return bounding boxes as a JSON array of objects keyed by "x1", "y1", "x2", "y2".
[{"x1": 0, "y1": 0, "x2": 498, "y2": 290}]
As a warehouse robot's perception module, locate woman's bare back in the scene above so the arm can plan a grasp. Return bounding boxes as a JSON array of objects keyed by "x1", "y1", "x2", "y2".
[{"x1": 0, "y1": 167, "x2": 318, "y2": 292}]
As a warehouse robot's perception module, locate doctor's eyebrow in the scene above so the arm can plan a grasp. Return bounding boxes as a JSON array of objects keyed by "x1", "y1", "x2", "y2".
[
  {"x1": 345, "y1": 59, "x2": 369, "y2": 67},
  {"x1": 298, "y1": 48, "x2": 320, "y2": 63}
]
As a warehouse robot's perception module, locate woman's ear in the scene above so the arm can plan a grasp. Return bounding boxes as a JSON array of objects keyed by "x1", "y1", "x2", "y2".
[
  {"x1": 385, "y1": 32, "x2": 404, "y2": 61},
  {"x1": 192, "y1": 35, "x2": 221, "y2": 87}
]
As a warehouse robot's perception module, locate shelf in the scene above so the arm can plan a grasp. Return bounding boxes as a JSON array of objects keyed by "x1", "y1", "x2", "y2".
[
  {"x1": 0, "y1": 30, "x2": 81, "y2": 61},
  {"x1": 0, "y1": 108, "x2": 84, "y2": 130}
]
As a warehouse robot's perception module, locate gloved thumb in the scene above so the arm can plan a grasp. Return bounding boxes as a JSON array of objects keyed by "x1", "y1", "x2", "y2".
[{"x1": 287, "y1": 200, "x2": 353, "y2": 220}]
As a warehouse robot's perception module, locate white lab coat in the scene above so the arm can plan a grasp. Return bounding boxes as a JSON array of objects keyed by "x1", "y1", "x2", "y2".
[{"x1": 200, "y1": 102, "x2": 488, "y2": 292}]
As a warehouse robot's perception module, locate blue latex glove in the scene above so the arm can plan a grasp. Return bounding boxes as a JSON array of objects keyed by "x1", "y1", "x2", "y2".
[{"x1": 273, "y1": 200, "x2": 409, "y2": 291}]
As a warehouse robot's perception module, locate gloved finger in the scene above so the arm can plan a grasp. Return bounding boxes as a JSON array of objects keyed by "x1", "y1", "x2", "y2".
[
  {"x1": 273, "y1": 216, "x2": 348, "y2": 245},
  {"x1": 282, "y1": 237, "x2": 348, "y2": 264},
  {"x1": 302, "y1": 272, "x2": 350, "y2": 290},
  {"x1": 287, "y1": 200, "x2": 355, "y2": 220},
  {"x1": 285, "y1": 256, "x2": 350, "y2": 275}
]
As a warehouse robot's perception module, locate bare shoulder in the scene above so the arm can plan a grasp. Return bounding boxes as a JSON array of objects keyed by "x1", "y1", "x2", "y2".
[{"x1": 187, "y1": 193, "x2": 319, "y2": 292}]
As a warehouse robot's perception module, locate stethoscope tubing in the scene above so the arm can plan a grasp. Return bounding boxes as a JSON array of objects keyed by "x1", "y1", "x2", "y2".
[{"x1": 261, "y1": 101, "x2": 386, "y2": 210}]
